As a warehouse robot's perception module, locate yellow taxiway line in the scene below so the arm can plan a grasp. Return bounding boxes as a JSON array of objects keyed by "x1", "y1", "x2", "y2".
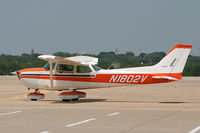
[{"x1": 0, "y1": 90, "x2": 50, "y2": 101}]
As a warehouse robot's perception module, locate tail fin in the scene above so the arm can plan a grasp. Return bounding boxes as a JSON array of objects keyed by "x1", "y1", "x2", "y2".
[{"x1": 154, "y1": 44, "x2": 192, "y2": 78}]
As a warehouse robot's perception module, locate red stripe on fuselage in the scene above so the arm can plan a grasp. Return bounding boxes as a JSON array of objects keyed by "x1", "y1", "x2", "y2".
[{"x1": 20, "y1": 73, "x2": 182, "y2": 84}]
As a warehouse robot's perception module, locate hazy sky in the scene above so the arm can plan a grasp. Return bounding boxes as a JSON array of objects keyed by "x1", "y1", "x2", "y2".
[{"x1": 0, "y1": 0, "x2": 200, "y2": 55}]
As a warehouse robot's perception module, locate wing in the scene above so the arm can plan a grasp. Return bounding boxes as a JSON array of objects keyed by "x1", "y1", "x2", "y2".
[
  {"x1": 38, "y1": 55, "x2": 98, "y2": 65},
  {"x1": 68, "y1": 56, "x2": 98, "y2": 65}
]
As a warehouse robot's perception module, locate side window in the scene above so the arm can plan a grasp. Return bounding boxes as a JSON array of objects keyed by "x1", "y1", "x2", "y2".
[
  {"x1": 56, "y1": 64, "x2": 74, "y2": 73},
  {"x1": 92, "y1": 65, "x2": 102, "y2": 71},
  {"x1": 43, "y1": 63, "x2": 55, "y2": 70},
  {"x1": 76, "y1": 66, "x2": 92, "y2": 73}
]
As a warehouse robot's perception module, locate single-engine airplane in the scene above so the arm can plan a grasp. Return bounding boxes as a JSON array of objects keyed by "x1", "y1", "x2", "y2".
[{"x1": 13, "y1": 43, "x2": 192, "y2": 101}]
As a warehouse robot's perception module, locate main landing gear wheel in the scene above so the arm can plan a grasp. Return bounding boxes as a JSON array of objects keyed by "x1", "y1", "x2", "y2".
[
  {"x1": 27, "y1": 90, "x2": 45, "y2": 101},
  {"x1": 62, "y1": 99, "x2": 71, "y2": 102},
  {"x1": 72, "y1": 98, "x2": 79, "y2": 101},
  {"x1": 58, "y1": 91, "x2": 86, "y2": 102}
]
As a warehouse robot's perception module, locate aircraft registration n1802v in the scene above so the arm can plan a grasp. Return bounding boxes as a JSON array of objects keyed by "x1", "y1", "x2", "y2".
[{"x1": 13, "y1": 43, "x2": 192, "y2": 101}]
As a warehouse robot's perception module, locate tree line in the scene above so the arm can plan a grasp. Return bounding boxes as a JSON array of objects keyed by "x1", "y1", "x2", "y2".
[{"x1": 0, "y1": 51, "x2": 199, "y2": 76}]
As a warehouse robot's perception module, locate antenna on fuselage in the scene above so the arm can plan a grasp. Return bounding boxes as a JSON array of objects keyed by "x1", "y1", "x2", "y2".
[
  {"x1": 107, "y1": 48, "x2": 119, "y2": 70},
  {"x1": 107, "y1": 60, "x2": 117, "y2": 70}
]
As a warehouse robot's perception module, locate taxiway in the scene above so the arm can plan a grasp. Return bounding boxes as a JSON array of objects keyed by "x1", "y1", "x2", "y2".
[{"x1": 0, "y1": 76, "x2": 200, "y2": 133}]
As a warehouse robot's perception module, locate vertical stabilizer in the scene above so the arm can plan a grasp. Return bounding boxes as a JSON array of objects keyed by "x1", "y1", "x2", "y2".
[{"x1": 154, "y1": 44, "x2": 192, "y2": 77}]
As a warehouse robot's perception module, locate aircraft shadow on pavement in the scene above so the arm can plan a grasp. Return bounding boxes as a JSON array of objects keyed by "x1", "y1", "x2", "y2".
[
  {"x1": 49, "y1": 98, "x2": 107, "y2": 104},
  {"x1": 105, "y1": 100, "x2": 185, "y2": 104},
  {"x1": 24, "y1": 99, "x2": 186, "y2": 104}
]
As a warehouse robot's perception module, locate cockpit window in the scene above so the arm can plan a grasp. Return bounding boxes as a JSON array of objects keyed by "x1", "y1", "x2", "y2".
[
  {"x1": 56, "y1": 64, "x2": 74, "y2": 73},
  {"x1": 43, "y1": 63, "x2": 55, "y2": 70},
  {"x1": 92, "y1": 65, "x2": 102, "y2": 71},
  {"x1": 76, "y1": 66, "x2": 92, "y2": 73}
]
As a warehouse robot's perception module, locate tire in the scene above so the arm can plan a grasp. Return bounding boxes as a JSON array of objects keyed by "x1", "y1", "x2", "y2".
[
  {"x1": 31, "y1": 99, "x2": 38, "y2": 101},
  {"x1": 72, "y1": 98, "x2": 79, "y2": 101},
  {"x1": 62, "y1": 99, "x2": 70, "y2": 102}
]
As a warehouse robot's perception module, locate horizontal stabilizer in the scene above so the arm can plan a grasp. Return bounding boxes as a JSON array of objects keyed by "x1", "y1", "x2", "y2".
[
  {"x1": 11, "y1": 71, "x2": 17, "y2": 75},
  {"x1": 152, "y1": 76, "x2": 178, "y2": 81}
]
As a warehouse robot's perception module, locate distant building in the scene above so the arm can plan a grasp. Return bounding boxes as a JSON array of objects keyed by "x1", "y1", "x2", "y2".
[{"x1": 31, "y1": 48, "x2": 34, "y2": 55}]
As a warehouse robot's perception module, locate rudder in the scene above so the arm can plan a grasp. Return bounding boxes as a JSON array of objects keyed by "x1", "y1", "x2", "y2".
[{"x1": 154, "y1": 44, "x2": 192, "y2": 78}]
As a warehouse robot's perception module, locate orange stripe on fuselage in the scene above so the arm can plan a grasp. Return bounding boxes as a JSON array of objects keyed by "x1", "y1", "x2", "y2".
[
  {"x1": 18, "y1": 68, "x2": 47, "y2": 77},
  {"x1": 20, "y1": 73, "x2": 182, "y2": 84}
]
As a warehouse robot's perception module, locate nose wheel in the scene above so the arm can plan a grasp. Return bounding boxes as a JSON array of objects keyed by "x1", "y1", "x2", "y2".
[
  {"x1": 58, "y1": 91, "x2": 86, "y2": 102},
  {"x1": 27, "y1": 89, "x2": 45, "y2": 101}
]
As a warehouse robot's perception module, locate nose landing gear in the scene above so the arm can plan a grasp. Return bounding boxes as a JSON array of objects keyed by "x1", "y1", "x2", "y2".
[{"x1": 27, "y1": 89, "x2": 45, "y2": 101}]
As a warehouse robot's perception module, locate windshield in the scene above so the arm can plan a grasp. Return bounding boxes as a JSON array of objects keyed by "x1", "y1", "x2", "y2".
[
  {"x1": 43, "y1": 63, "x2": 55, "y2": 70},
  {"x1": 92, "y1": 65, "x2": 102, "y2": 71}
]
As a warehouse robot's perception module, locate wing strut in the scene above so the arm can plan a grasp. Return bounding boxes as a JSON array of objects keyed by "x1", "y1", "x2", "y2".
[{"x1": 49, "y1": 60, "x2": 53, "y2": 88}]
